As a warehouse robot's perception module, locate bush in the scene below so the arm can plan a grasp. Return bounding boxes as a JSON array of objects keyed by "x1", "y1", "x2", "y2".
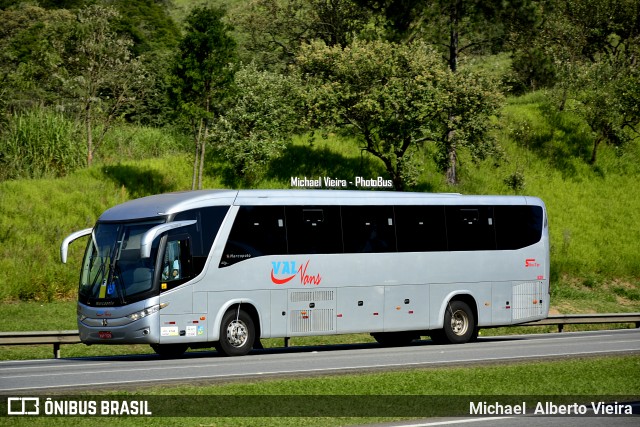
[{"x1": 0, "y1": 107, "x2": 85, "y2": 180}]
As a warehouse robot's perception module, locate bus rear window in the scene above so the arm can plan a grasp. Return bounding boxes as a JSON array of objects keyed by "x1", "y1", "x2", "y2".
[{"x1": 494, "y1": 205, "x2": 543, "y2": 249}]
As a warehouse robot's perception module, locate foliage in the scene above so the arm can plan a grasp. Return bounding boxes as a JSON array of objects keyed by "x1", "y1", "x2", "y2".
[
  {"x1": 296, "y1": 39, "x2": 503, "y2": 189},
  {"x1": 169, "y1": 4, "x2": 237, "y2": 190},
  {"x1": 229, "y1": 0, "x2": 373, "y2": 72},
  {"x1": 0, "y1": 107, "x2": 84, "y2": 180},
  {"x1": 108, "y1": 0, "x2": 180, "y2": 55},
  {"x1": 56, "y1": 4, "x2": 150, "y2": 166},
  {"x1": 0, "y1": 4, "x2": 75, "y2": 112},
  {"x1": 575, "y1": 57, "x2": 640, "y2": 164},
  {"x1": 357, "y1": 0, "x2": 540, "y2": 72},
  {"x1": 107, "y1": 0, "x2": 181, "y2": 127},
  {"x1": 211, "y1": 64, "x2": 304, "y2": 185},
  {"x1": 509, "y1": 46, "x2": 557, "y2": 93},
  {"x1": 0, "y1": 0, "x2": 639, "y2": 305},
  {"x1": 0, "y1": 154, "x2": 198, "y2": 301},
  {"x1": 508, "y1": 0, "x2": 640, "y2": 164}
]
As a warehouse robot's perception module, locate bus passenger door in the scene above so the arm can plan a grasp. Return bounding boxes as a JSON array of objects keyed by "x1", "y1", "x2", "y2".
[{"x1": 158, "y1": 236, "x2": 194, "y2": 343}]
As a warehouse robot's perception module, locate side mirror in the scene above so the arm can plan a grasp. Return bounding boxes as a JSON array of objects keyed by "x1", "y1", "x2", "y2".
[
  {"x1": 140, "y1": 220, "x2": 196, "y2": 258},
  {"x1": 60, "y1": 228, "x2": 93, "y2": 263}
]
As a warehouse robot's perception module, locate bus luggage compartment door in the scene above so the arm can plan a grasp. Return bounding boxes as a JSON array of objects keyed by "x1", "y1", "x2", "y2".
[{"x1": 287, "y1": 289, "x2": 337, "y2": 335}]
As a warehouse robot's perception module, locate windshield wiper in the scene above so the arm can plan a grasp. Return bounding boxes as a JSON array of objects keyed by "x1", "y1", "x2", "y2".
[
  {"x1": 111, "y1": 262, "x2": 127, "y2": 304},
  {"x1": 88, "y1": 257, "x2": 107, "y2": 297}
]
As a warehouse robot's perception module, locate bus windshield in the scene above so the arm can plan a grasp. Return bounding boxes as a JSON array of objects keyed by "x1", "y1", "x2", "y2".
[{"x1": 79, "y1": 221, "x2": 162, "y2": 305}]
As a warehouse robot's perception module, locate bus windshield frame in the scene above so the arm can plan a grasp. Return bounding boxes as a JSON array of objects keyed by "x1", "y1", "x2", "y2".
[{"x1": 79, "y1": 220, "x2": 164, "y2": 306}]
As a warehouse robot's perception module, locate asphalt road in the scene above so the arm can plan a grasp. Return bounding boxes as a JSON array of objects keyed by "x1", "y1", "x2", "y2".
[{"x1": 1, "y1": 328, "x2": 639, "y2": 394}]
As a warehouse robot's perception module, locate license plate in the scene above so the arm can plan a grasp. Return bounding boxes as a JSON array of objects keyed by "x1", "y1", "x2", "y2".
[{"x1": 98, "y1": 331, "x2": 112, "y2": 339}]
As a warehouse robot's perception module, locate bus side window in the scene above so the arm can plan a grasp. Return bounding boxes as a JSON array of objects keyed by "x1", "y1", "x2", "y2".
[
  {"x1": 220, "y1": 206, "x2": 287, "y2": 267},
  {"x1": 395, "y1": 205, "x2": 447, "y2": 252},
  {"x1": 174, "y1": 206, "x2": 228, "y2": 277},
  {"x1": 342, "y1": 206, "x2": 396, "y2": 253},
  {"x1": 286, "y1": 206, "x2": 343, "y2": 254},
  {"x1": 446, "y1": 206, "x2": 496, "y2": 251},
  {"x1": 161, "y1": 238, "x2": 192, "y2": 290},
  {"x1": 495, "y1": 205, "x2": 543, "y2": 249}
]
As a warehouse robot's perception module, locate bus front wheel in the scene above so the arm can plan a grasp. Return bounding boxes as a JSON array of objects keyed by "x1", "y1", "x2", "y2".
[
  {"x1": 441, "y1": 300, "x2": 476, "y2": 344},
  {"x1": 215, "y1": 308, "x2": 255, "y2": 356}
]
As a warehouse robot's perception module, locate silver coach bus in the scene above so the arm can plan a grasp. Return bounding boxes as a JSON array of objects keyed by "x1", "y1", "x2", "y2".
[{"x1": 61, "y1": 190, "x2": 550, "y2": 356}]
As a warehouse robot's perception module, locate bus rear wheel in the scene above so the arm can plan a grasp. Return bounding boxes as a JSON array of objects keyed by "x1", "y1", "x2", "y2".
[
  {"x1": 215, "y1": 308, "x2": 255, "y2": 356},
  {"x1": 441, "y1": 300, "x2": 476, "y2": 344}
]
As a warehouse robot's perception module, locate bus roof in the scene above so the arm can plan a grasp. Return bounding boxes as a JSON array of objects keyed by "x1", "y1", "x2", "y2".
[{"x1": 98, "y1": 189, "x2": 544, "y2": 221}]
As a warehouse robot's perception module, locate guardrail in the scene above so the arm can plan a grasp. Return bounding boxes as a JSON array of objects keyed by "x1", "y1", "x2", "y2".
[
  {"x1": 0, "y1": 330, "x2": 81, "y2": 359},
  {"x1": 520, "y1": 312, "x2": 640, "y2": 332},
  {"x1": 1, "y1": 313, "x2": 639, "y2": 359}
]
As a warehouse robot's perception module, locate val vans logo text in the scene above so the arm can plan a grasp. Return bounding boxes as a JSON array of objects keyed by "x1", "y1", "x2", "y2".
[{"x1": 270, "y1": 260, "x2": 322, "y2": 286}]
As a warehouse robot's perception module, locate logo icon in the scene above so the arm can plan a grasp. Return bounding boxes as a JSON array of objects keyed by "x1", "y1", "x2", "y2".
[
  {"x1": 7, "y1": 397, "x2": 40, "y2": 415},
  {"x1": 270, "y1": 260, "x2": 322, "y2": 286},
  {"x1": 525, "y1": 258, "x2": 540, "y2": 268}
]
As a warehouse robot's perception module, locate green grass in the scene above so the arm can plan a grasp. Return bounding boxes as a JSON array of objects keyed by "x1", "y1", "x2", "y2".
[
  {"x1": 0, "y1": 107, "x2": 85, "y2": 181},
  {"x1": 3, "y1": 356, "x2": 639, "y2": 426}
]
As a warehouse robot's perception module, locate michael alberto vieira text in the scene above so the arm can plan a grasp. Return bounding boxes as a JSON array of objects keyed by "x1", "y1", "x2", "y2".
[{"x1": 470, "y1": 401, "x2": 633, "y2": 415}]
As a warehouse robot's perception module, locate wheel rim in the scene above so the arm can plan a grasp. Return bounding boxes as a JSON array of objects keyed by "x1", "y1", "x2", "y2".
[
  {"x1": 450, "y1": 309, "x2": 469, "y2": 336},
  {"x1": 226, "y1": 320, "x2": 249, "y2": 348}
]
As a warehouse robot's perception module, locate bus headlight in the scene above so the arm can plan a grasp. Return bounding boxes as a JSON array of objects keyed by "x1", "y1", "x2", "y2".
[{"x1": 127, "y1": 303, "x2": 168, "y2": 322}]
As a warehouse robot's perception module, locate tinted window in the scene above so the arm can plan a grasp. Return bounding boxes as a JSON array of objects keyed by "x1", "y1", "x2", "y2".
[
  {"x1": 174, "y1": 206, "x2": 228, "y2": 275},
  {"x1": 342, "y1": 206, "x2": 396, "y2": 253},
  {"x1": 494, "y1": 205, "x2": 543, "y2": 249},
  {"x1": 160, "y1": 235, "x2": 192, "y2": 292},
  {"x1": 220, "y1": 206, "x2": 287, "y2": 267},
  {"x1": 395, "y1": 206, "x2": 447, "y2": 252},
  {"x1": 446, "y1": 206, "x2": 496, "y2": 251},
  {"x1": 286, "y1": 206, "x2": 343, "y2": 254}
]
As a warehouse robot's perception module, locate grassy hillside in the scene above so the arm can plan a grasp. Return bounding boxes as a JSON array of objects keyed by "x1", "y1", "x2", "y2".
[{"x1": 0, "y1": 91, "x2": 638, "y2": 312}]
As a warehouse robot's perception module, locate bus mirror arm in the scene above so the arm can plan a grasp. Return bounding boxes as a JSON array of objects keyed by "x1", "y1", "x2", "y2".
[
  {"x1": 140, "y1": 220, "x2": 197, "y2": 259},
  {"x1": 60, "y1": 228, "x2": 93, "y2": 264}
]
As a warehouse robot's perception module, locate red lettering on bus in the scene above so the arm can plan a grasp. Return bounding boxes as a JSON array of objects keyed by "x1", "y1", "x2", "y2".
[{"x1": 298, "y1": 260, "x2": 322, "y2": 285}]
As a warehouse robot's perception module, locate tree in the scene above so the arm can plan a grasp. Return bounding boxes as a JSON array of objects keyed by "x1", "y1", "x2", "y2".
[
  {"x1": 357, "y1": 0, "x2": 539, "y2": 72},
  {"x1": 229, "y1": 0, "x2": 372, "y2": 71},
  {"x1": 357, "y1": 0, "x2": 535, "y2": 184},
  {"x1": 169, "y1": 6, "x2": 236, "y2": 190},
  {"x1": 576, "y1": 56, "x2": 640, "y2": 164},
  {"x1": 58, "y1": 5, "x2": 149, "y2": 166},
  {"x1": 296, "y1": 39, "x2": 503, "y2": 190},
  {"x1": 107, "y1": 0, "x2": 180, "y2": 56},
  {"x1": 437, "y1": 68, "x2": 504, "y2": 183},
  {"x1": 210, "y1": 64, "x2": 304, "y2": 185},
  {"x1": 521, "y1": 0, "x2": 640, "y2": 163},
  {"x1": 561, "y1": 0, "x2": 640, "y2": 164},
  {"x1": 0, "y1": 4, "x2": 75, "y2": 113}
]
